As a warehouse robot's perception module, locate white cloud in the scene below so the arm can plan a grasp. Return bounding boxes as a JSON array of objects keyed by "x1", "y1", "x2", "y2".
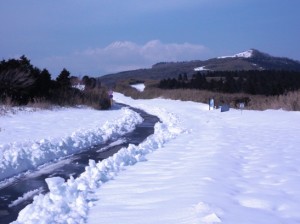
[{"x1": 35, "y1": 40, "x2": 209, "y2": 77}]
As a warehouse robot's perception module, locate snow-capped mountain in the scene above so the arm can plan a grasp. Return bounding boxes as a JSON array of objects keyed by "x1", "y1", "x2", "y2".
[{"x1": 99, "y1": 49, "x2": 300, "y2": 87}]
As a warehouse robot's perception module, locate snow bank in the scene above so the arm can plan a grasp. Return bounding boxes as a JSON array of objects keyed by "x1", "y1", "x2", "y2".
[
  {"x1": 12, "y1": 104, "x2": 183, "y2": 223},
  {"x1": 0, "y1": 107, "x2": 143, "y2": 181}
]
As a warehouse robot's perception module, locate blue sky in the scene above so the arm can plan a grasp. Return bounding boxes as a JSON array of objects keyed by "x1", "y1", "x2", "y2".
[{"x1": 0, "y1": 0, "x2": 299, "y2": 77}]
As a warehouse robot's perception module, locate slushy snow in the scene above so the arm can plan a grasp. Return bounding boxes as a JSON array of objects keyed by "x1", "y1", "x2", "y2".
[{"x1": 2, "y1": 93, "x2": 300, "y2": 224}]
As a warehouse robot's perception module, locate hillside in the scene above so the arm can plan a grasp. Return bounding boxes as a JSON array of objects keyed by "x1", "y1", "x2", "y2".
[{"x1": 98, "y1": 49, "x2": 300, "y2": 87}]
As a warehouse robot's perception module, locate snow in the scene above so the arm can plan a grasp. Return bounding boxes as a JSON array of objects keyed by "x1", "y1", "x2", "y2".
[
  {"x1": 73, "y1": 84, "x2": 85, "y2": 91},
  {"x1": 2, "y1": 93, "x2": 300, "y2": 224},
  {"x1": 0, "y1": 106, "x2": 143, "y2": 181},
  {"x1": 131, "y1": 83, "x2": 145, "y2": 92},
  {"x1": 218, "y1": 49, "x2": 253, "y2": 59},
  {"x1": 9, "y1": 188, "x2": 43, "y2": 208},
  {"x1": 194, "y1": 66, "x2": 209, "y2": 71}
]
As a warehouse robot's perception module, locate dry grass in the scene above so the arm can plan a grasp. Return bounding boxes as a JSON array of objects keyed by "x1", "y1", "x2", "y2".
[
  {"x1": 0, "y1": 97, "x2": 16, "y2": 115},
  {"x1": 115, "y1": 80, "x2": 300, "y2": 111},
  {"x1": 0, "y1": 87, "x2": 111, "y2": 114},
  {"x1": 252, "y1": 91, "x2": 300, "y2": 111},
  {"x1": 27, "y1": 98, "x2": 53, "y2": 110}
]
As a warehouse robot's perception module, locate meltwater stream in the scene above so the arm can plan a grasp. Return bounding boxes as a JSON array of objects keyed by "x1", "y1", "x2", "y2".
[{"x1": 0, "y1": 104, "x2": 159, "y2": 224}]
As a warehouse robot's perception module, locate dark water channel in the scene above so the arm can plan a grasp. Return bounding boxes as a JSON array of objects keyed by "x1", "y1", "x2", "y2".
[{"x1": 0, "y1": 104, "x2": 159, "y2": 224}]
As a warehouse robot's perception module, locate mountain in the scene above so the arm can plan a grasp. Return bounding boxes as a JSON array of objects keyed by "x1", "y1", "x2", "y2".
[{"x1": 98, "y1": 49, "x2": 300, "y2": 87}]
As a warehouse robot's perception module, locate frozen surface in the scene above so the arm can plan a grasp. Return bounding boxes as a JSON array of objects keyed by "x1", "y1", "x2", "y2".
[{"x1": 6, "y1": 93, "x2": 300, "y2": 224}]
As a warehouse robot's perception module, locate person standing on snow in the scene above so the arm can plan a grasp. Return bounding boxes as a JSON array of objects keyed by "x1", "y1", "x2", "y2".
[{"x1": 108, "y1": 89, "x2": 113, "y2": 107}]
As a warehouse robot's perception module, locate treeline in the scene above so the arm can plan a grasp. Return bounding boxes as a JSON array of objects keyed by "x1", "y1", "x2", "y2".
[
  {"x1": 0, "y1": 56, "x2": 110, "y2": 109},
  {"x1": 158, "y1": 70, "x2": 300, "y2": 96}
]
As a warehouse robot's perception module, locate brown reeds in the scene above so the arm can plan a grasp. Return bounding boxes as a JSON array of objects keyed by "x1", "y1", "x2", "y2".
[{"x1": 115, "y1": 80, "x2": 300, "y2": 111}]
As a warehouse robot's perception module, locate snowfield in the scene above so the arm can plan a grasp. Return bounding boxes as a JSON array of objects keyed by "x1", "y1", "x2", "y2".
[{"x1": 2, "y1": 93, "x2": 300, "y2": 224}]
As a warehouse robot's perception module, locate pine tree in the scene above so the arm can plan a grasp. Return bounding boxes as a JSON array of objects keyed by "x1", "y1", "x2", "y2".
[{"x1": 56, "y1": 68, "x2": 71, "y2": 90}]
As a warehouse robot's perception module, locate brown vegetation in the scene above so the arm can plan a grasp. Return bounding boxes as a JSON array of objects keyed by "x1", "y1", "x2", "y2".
[{"x1": 115, "y1": 80, "x2": 300, "y2": 111}]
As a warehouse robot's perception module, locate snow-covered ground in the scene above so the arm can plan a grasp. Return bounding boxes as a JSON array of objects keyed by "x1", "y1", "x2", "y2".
[
  {"x1": 2, "y1": 93, "x2": 300, "y2": 224},
  {"x1": 131, "y1": 83, "x2": 145, "y2": 92},
  {"x1": 194, "y1": 66, "x2": 209, "y2": 71},
  {"x1": 218, "y1": 49, "x2": 253, "y2": 59},
  {"x1": 0, "y1": 106, "x2": 143, "y2": 181}
]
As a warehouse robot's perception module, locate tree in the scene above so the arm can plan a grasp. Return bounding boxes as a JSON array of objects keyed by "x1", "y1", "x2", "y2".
[
  {"x1": 82, "y1": 75, "x2": 97, "y2": 89},
  {"x1": 33, "y1": 69, "x2": 52, "y2": 98},
  {"x1": 190, "y1": 72, "x2": 207, "y2": 89},
  {"x1": 178, "y1": 74, "x2": 183, "y2": 81},
  {"x1": 183, "y1": 73, "x2": 188, "y2": 81},
  {"x1": 19, "y1": 55, "x2": 33, "y2": 72},
  {"x1": 0, "y1": 69, "x2": 36, "y2": 104},
  {"x1": 56, "y1": 68, "x2": 71, "y2": 89},
  {"x1": 223, "y1": 75, "x2": 237, "y2": 93}
]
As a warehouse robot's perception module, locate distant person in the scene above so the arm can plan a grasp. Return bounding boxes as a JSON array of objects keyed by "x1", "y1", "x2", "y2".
[{"x1": 108, "y1": 89, "x2": 113, "y2": 107}]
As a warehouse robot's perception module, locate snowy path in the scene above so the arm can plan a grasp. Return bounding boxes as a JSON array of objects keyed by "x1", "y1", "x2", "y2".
[
  {"x1": 9, "y1": 94, "x2": 300, "y2": 224},
  {"x1": 87, "y1": 95, "x2": 300, "y2": 224}
]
